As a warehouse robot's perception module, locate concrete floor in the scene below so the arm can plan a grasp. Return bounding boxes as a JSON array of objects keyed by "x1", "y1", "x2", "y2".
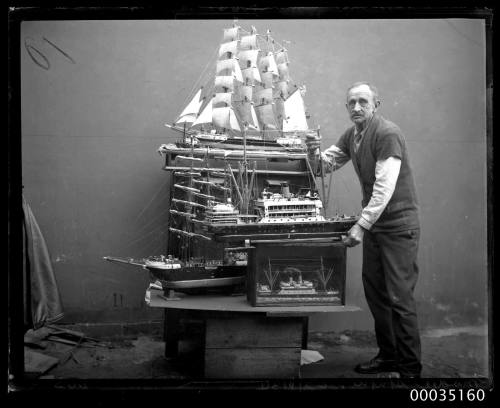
[{"x1": 31, "y1": 324, "x2": 489, "y2": 380}]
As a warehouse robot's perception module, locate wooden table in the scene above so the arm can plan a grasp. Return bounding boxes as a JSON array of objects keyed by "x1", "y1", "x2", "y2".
[{"x1": 148, "y1": 289, "x2": 361, "y2": 379}]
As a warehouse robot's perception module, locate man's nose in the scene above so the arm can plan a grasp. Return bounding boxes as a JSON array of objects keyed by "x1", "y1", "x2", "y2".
[{"x1": 352, "y1": 101, "x2": 363, "y2": 111}]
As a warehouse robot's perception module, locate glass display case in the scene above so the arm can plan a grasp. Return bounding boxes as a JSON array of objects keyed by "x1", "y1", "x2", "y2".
[{"x1": 247, "y1": 239, "x2": 346, "y2": 306}]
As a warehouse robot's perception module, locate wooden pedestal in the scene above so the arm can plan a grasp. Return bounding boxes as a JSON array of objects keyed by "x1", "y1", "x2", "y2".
[
  {"x1": 149, "y1": 290, "x2": 361, "y2": 379},
  {"x1": 204, "y1": 315, "x2": 303, "y2": 379}
]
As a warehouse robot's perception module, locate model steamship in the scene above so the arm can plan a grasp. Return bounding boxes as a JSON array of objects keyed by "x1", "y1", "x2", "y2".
[{"x1": 105, "y1": 21, "x2": 358, "y2": 297}]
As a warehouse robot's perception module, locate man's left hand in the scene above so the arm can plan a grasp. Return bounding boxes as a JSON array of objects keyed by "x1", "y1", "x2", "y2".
[
  {"x1": 305, "y1": 134, "x2": 321, "y2": 156},
  {"x1": 343, "y1": 223, "x2": 365, "y2": 247}
]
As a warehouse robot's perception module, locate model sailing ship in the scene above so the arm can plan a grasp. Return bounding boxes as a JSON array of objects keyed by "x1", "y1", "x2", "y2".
[
  {"x1": 163, "y1": 22, "x2": 313, "y2": 149},
  {"x1": 105, "y1": 21, "x2": 358, "y2": 297}
]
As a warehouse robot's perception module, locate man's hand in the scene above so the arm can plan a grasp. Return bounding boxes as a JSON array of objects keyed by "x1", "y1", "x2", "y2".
[
  {"x1": 342, "y1": 223, "x2": 365, "y2": 247},
  {"x1": 305, "y1": 134, "x2": 321, "y2": 156}
]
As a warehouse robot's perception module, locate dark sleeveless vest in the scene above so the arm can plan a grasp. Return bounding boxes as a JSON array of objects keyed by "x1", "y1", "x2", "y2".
[{"x1": 339, "y1": 114, "x2": 420, "y2": 232}]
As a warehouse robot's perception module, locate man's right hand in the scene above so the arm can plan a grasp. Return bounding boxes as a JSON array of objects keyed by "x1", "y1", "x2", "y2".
[
  {"x1": 342, "y1": 223, "x2": 365, "y2": 247},
  {"x1": 305, "y1": 134, "x2": 321, "y2": 156}
]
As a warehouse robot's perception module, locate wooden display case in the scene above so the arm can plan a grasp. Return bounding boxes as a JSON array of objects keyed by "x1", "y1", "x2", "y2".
[{"x1": 247, "y1": 239, "x2": 346, "y2": 307}]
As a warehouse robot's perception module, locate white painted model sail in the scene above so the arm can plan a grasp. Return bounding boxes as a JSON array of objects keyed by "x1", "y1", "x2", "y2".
[
  {"x1": 191, "y1": 98, "x2": 213, "y2": 127},
  {"x1": 213, "y1": 92, "x2": 232, "y2": 107},
  {"x1": 235, "y1": 101, "x2": 260, "y2": 131},
  {"x1": 260, "y1": 72, "x2": 274, "y2": 88},
  {"x1": 223, "y1": 27, "x2": 239, "y2": 42},
  {"x1": 238, "y1": 85, "x2": 253, "y2": 102},
  {"x1": 216, "y1": 59, "x2": 235, "y2": 73},
  {"x1": 238, "y1": 50, "x2": 259, "y2": 69},
  {"x1": 218, "y1": 40, "x2": 239, "y2": 57},
  {"x1": 273, "y1": 98, "x2": 285, "y2": 123},
  {"x1": 255, "y1": 88, "x2": 273, "y2": 105},
  {"x1": 282, "y1": 90, "x2": 308, "y2": 131},
  {"x1": 250, "y1": 104, "x2": 260, "y2": 130},
  {"x1": 216, "y1": 59, "x2": 243, "y2": 82},
  {"x1": 215, "y1": 76, "x2": 235, "y2": 92},
  {"x1": 212, "y1": 106, "x2": 241, "y2": 131},
  {"x1": 255, "y1": 104, "x2": 277, "y2": 129},
  {"x1": 235, "y1": 102, "x2": 259, "y2": 129},
  {"x1": 277, "y1": 63, "x2": 290, "y2": 81},
  {"x1": 232, "y1": 60, "x2": 243, "y2": 82},
  {"x1": 239, "y1": 34, "x2": 258, "y2": 50},
  {"x1": 175, "y1": 88, "x2": 203, "y2": 124},
  {"x1": 241, "y1": 67, "x2": 261, "y2": 84},
  {"x1": 260, "y1": 53, "x2": 279, "y2": 76},
  {"x1": 276, "y1": 81, "x2": 290, "y2": 99}
]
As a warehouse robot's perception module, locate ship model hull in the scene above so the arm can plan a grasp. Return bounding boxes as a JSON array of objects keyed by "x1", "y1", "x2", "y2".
[
  {"x1": 201, "y1": 219, "x2": 357, "y2": 243},
  {"x1": 146, "y1": 264, "x2": 246, "y2": 290},
  {"x1": 103, "y1": 256, "x2": 247, "y2": 295}
]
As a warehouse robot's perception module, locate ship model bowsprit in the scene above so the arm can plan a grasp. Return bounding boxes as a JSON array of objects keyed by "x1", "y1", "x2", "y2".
[{"x1": 105, "y1": 22, "x2": 358, "y2": 299}]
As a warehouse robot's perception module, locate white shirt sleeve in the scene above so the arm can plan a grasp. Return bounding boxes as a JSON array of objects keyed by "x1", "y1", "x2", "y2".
[
  {"x1": 322, "y1": 145, "x2": 351, "y2": 171},
  {"x1": 308, "y1": 144, "x2": 350, "y2": 174},
  {"x1": 357, "y1": 156, "x2": 402, "y2": 230}
]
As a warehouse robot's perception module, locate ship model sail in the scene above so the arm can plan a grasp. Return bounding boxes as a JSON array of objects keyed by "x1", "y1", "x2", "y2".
[
  {"x1": 164, "y1": 23, "x2": 316, "y2": 149},
  {"x1": 106, "y1": 22, "x2": 358, "y2": 298}
]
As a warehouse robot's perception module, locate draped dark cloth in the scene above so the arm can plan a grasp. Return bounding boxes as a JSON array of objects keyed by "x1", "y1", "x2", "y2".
[{"x1": 22, "y1": 196, "x2": 64, "y2": 329}]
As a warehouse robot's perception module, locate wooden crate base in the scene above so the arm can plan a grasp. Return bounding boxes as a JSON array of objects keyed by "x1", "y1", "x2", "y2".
[{"x1": 204, "y1": 315, "x2": 303, "y2": 379}]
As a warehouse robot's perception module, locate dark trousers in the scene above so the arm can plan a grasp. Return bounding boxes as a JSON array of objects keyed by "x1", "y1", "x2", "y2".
[{"x1": 362, "y1": 228, "x2": 422, "y2": 375}]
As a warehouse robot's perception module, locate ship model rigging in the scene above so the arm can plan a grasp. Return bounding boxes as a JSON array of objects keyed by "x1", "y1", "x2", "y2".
[
  {"x1": 105, "y1": 22, "x2": 358, "y2": 298},
  {"x1": 164, "y1": 23, "x2": 313, "y2": 149}
]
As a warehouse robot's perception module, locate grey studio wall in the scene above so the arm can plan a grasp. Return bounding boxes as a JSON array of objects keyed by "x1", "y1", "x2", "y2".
[{"x1": 21, "y1": 19, "x2": 488, "y2": 331}]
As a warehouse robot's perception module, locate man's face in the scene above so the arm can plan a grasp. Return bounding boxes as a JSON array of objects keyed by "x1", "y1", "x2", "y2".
[{"x1": 346, "y1": 84, "x2": 378, "y2": 128}]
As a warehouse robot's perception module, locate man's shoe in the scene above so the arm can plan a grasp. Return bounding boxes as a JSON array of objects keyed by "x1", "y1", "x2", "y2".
[{"x1": 354, "y1": 357, "x2": 397, "y2": 374}]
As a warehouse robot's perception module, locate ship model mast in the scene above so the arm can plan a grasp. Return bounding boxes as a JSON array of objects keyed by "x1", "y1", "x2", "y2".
[{"x1": 165, "y1": 22, "x2": 317, "y2": 148}]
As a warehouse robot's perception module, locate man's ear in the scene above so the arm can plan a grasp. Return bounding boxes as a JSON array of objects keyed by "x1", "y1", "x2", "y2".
[{"x1": 375, "y1": 100, "x2": 381, "y2": 109}]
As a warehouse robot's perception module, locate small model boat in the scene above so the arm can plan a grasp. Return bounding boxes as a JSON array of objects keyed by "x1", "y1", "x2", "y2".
[{"x1": 103, "y1": 255, "x2": 246, "y2": 296}]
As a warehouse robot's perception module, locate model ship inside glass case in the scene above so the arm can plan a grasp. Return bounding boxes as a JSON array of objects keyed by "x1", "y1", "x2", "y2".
[{"x1": 247, "y1": 240, "x2": 346, "y2": 306}]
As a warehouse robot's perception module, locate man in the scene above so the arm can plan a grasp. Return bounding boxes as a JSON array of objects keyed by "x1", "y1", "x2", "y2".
[{"x1": 306, "y1": 82, "x2": 421, "y2": 378}]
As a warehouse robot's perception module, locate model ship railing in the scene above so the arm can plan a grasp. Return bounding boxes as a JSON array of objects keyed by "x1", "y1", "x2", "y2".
[
  {"x1": 160, "y1": 143, "x2": 308, "y2": 160},
  {"x1": 165, "y1": 166, "x2": 310, "y2": 176}
]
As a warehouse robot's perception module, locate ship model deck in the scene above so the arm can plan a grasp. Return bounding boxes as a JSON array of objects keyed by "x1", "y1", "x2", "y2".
[{"x1": 106, "y1": 22, "x2": 357, "y2": 297}]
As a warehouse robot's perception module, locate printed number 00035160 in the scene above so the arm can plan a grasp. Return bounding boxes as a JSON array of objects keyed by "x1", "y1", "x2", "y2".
[{"x1": 410, "y1": 388, "x2": 485, "y2": 402}]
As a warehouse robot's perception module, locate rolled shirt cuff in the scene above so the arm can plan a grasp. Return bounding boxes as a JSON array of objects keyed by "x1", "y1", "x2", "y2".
[{"x1": 357, "y1": 216, "x2": 373, "y2": 231}]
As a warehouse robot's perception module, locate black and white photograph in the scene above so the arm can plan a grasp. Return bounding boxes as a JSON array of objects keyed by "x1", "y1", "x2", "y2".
[{"x1": 8, "y1": 6, "x2": 494, "y2": 403}]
